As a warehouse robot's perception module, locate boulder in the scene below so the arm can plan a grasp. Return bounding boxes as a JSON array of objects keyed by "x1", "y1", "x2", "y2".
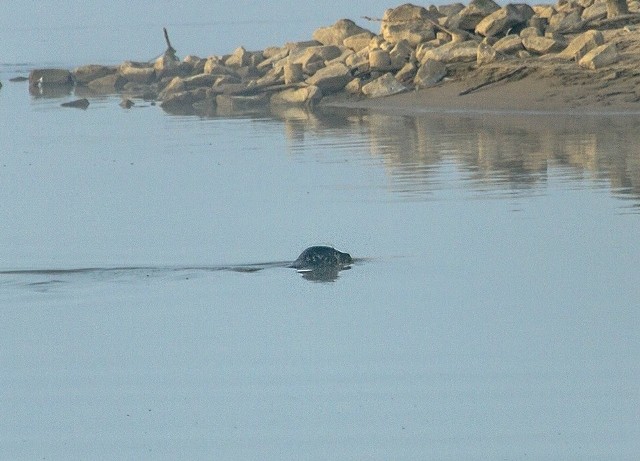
[
  {"x1": 421, "y1": 40, "x2": 479, "y2": 63},
  {"x1": 204, "y1": 57, "x2": 235, "y2": 75},
  {"x1": 475, "y1": 4, "x2": 535, "y2": 37},
  {"x1": 214, "y1": 74, "x2": 242, "y2": 86},
  {"x1": 225, "y1": 46, "x2": 252, "y2": 67},
  {"x1": 547, "y1": 9, "x2": 583, "y2": 33},
  {"x1": 235, "y1": 66, "x2": 262, "y2": 80},
  {"x1": 448, "y1": 0, "x2": 501, "y2": 30},
  {"x1": 283, "y1": 63, "x2": 304, "y2": 84},
  {"x1": 313, "y1": 19, "x2": 372, "y2": 46},
  {"x1": 270, "y1": 85, "x2": 322, "y2": 105},
  {"x1": 389, "y1": 40, "x2": 414, "y2": 68},
  {"x1": 519, "y1": 26, "x2": 542, "y2": 39},
  {"x1": 343, "y1": 32, "x2": 376, "y2": 51},
  {"x1": 153, "y1": 52, "x2": 181, "y2": 78},
  {"x1": 290, "y1": 45, "x2": 344, "y2": 72},
  {"x1": 119, "y1": 98, "x2": 134, "y2": 109},
  {"x1": 369, "y1": 49, "x2": 393, "y2": 71},
  {"x1": 119, "y1": 61, "x2": 155, "y2": 83},
  {"x1": 29, "y1": 68, "x2": 73, "y2": 86},
  {"x1": 182, "y1": 73, "x2": 218, "y2": 89},
  {"x1": 161, "y1": 88, "x2": 208, "y2": 110},
  {"x1": 257, "y1": 48, "x2": 289, "y2": 70},
  {"x1": 533, "y1": 5, "x2": 556, "y2": 19},
  {"x1": 557, "y1": 29, "x2": 604, "y2": 60},
  {"x1": 414, "y1": 58, "x2": 447, "y2": 87},
  {"x1": 477, "y1": 42, "x2": 497, "y2": 65},
  {"x1": 344, "y1": 78, "x2": 363, "y2": 94},
  {"x1": 578, "y1": 43, "x2": 618, "y2": 69},
  {"x1": 438, "y1": 3, "x2": 466, "y2": 17},
  {"x1": 72, "y1": 65, "x2": 115, "y2": 84},
  {"x1": 256, "y1": 66, "x2": 285, "y2": 86},
  {"x1": 581, "y1": 2, "x2": 608, "y2": 21},
  {"x1": 361, "y1": 73, "x2": 407, "y2": 98},
  {"x1": 381, "y1": 3, "x2": 437, "y2": 45},
  {"x1": 305, "y1": 62, "x2": 352, "y2": 93},
  {"x1": 60, "y1": 98, "x2": 89, "y2": 109},
  {"x1": 395, "y1": 61, "x2": 418, "y2": 82},
  {"x1": 345, "y1": 48, "x2": 371, "y2": 73},
  {"x1": 522, "y1": 36, "x2": 563, "y2": 54},
  {"x1": 87, "y1": 74, "x2": 127, "y2": 93}
]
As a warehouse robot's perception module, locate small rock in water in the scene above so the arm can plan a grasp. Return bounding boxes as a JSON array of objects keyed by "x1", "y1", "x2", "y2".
[
  {"x1": 60, "y1": 98, "x2": 90, "y2": 109},
  {"x1": 119, "y1": 98, "x2": 134, "y2": 109},
  {"x1": 9, "y1": 76, "x2": 29, "y2": 82}
]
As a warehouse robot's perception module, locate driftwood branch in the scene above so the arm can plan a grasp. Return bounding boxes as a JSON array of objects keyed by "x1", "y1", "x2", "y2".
[
  {"x1": 459, "y1": 66, "x2": 527, "y2": 96},
  {"x1": 163, "y1": 27, "x2": 176, "y2": 55}
]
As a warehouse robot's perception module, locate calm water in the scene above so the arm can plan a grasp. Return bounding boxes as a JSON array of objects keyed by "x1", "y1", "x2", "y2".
[{"x1": 2, "y1": 4, "x2": 640, "y2": 460}]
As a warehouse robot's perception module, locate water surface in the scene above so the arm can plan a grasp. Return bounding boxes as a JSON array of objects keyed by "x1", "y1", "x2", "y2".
[{"x1": 1, "y1": 29, "x2": 640, "y2": 461}]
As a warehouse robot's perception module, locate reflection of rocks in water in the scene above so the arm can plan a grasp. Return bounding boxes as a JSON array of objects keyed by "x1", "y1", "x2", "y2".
[
  {"x1": 29, "y1": 83, "x2": 73, "y2": 99},
  {"x1": 295, "y1": 110, "x2": 640, "y2": 203}
]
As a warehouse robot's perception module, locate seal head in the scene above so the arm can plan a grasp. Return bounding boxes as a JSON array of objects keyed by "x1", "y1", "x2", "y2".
[{"x1": 289, "y1": 246, "x2": 353, "y2": 270}]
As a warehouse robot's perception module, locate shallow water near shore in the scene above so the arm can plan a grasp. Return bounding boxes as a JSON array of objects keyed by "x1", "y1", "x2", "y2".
[{"x1": 2, "y1": 63, "x2": 640, "y2": 460}]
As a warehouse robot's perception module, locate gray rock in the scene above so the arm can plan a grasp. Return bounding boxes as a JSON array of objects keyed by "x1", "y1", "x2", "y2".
[
  {"x1": 72, "y1": 65, "x2": 116, "y2": 85},
  {"x1": 344, "y1": 78, "x2": 363, "y2": 94},
  {"x1": 578, "y1": 43, "x2": 618, "y2": 69},
  {"x1": 270, "y1": 85, "x2": 322, "y2": 105},
  {"x1": 381, "y1": 4, "x2": 437, "y2": 45},
  {"x1": 87, "y1": 74, "x2": 127, "y2": 93},
  {"x1": 119, "y1": 61, "x2": 156, "y2": 83},
  {"x1": 61, "y1": 98, "x2": 89, "y2": 109},
  {"x1": 558, "y1": 29, "x2": 604, "y2": 61},
  {"x1": 582, "y1": 2, "x2": 608, "y2": 21},
  {"x1": 519, "y1": 26, "x2": 542, "y2": 39},
  {"x1": 361, "y1": 72, "x2": 407, "y2": 98},
  {"x1": 389, "y1": 39, "x2": 414, "y2": 68},
  {"x1": 343, "y1": 32, "x2": 376, "y2": 52},
  {"x1": 345, "y1": 48, "x2": 371, "y2": 73},
  {"x1": 119, "y1": 98, "x2": 134, "y2": 109},
  {"x1": 313, "y1": 19, "x2": 372, "y2": 46},
  {"x1": 477, "y1": 42, "x2": 497, "y2": 65},
  {"x1": 438, "y1": 3, "x2": 466, "y2": 17},
  {"x1": 414, "y1": 58, "x2": 447, "y2": 87},
  {"x1": 369, "y1": 49, "x2": 393, "y2": 71},
  {"x1": 29, "y1": 68, "x2": 73, "y2": 86},
  {"x1": 289, "y1": 45, "x2": 344, "y2": 74},
  {"x1": 522, "y1": 35, "x2": 564, "y2": 54},
  {"x1": 305, "y1": 62, "x2": 352, "y2": 93},
  {"x1": 283, "y1": 63, "x2": 304, "y2": 84},
  {"x1": 475, "y1": 4, "x2": 535, "y2": 37},
  {"x1": 204, "y1": 57, "x2": 237, "y2": 76},
  {"x1": 448, "y1": 0, "x2": 501, "y2": 30},
  {"x1": 421, "y1": 41, "x2": 479, "y2": 63},
  {"x1": 547, "y1": 9, "x2": 583, "y2": 33},
  {"x1": 161, "y1": 88, "x2": 208, "y2": 110},
  {"x1": 395, "y1": 61, "x2": 418, "y2": 83},
  {"x1": 225, "y1": 47, "x2": 251, "y2": 67}
]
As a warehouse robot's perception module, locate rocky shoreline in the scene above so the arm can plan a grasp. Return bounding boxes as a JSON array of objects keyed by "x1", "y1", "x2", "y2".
[{"x1": 17, "y1": 0, "x2": 640, "y2": 115}]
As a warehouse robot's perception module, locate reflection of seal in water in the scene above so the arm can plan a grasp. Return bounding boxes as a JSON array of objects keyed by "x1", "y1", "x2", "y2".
[{"x1": 289, "y1": 246, "x2": 353, "y2": 270}]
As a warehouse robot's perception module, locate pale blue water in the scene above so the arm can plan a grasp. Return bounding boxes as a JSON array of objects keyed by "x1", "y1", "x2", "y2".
[{"x1": 1, "y1": 2, "x2": 640, "y2": 460}]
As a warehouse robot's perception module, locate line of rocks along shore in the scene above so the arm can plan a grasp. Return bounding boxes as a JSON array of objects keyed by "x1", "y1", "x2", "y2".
[{"x1": 19, "y1": 0, "x2": 640, "y2": 114}]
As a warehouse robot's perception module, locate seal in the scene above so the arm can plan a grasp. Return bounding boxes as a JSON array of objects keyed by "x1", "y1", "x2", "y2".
[{"x1": 289, "y1": 246, "x2": 353, "y2": 270}]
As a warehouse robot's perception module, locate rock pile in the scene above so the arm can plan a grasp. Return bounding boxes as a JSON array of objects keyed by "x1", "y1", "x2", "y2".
[{"x1": 29, "y1": 0, "x2": 640, "y2": 114}]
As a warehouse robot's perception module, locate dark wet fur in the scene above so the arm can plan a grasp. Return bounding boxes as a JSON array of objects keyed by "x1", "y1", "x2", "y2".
[{"x1": 288, "y1": 246, "x2": 353, "y2": 270}]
